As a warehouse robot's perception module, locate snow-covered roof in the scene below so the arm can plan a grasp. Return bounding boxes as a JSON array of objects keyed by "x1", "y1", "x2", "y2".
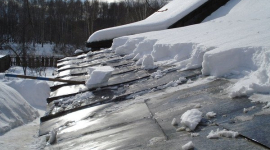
[{"x1": 38, "y1": 0, "x2": 270, "y2": 149}]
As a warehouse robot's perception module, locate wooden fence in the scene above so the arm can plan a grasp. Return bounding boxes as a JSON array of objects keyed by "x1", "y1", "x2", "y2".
[
  {"x1": 10, "y1": 55, "x2": 63, "y2": 68},
  {"x1": 0, "y1": 55, "x2": 64, "y2": 72}
]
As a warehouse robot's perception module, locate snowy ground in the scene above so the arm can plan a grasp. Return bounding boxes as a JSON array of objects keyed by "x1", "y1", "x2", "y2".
[
  {"x1": 0, "y1": 66, "x2": 55, "y2": 148},
  {"x1": 0, "y1": 110, "x2": 46, "y2": 150}
]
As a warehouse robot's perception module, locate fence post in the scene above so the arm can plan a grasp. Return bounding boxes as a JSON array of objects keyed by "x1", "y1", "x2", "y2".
[
  {"x1": 50, "y1": 57, "x2": 54, "y2": 67},
  {"x1": 41, "y1": 57, "x2": 44, "y2": 67},
  {"x1": 16, "y1": 56, "x2": 20, "y2": 66}
]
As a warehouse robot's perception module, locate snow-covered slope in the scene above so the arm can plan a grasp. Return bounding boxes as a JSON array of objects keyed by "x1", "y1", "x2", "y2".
[
  {"x1": 87, "y1": 0, "x2": 207, "y2": 43},
  {"x1": 110, "y1": 0, "x2": 270, "y2": 97},
  {"x1": 0, "y1": 82, "x2": 39, "y2": 134},
  {"x1": 6, "y1": 80, "x2": 50, "y2": 110}
]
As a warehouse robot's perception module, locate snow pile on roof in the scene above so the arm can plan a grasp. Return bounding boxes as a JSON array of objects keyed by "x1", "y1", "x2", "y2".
[
  {"x1": 85, "y1": 66, "x2": 114, "y2": 89},
  {"x1": 207, "y1": 128, "x2": 239, "y2": 139},
  {"x1": 180, "y1": 109, "x2": 202, "y2": 131},
  {"x1": 0, "y1": 82, "x2": 39, "y2": 134},
  {"x1": 6, "y1": 80, "x2": 50, "y2": 110},
  {"x1": 87, "y1": 0, "x2": 207, "y2": 43},
  {"x1": 141, "y1": 55, "x2": 156, "y2": 70},
  {"x1": 110, "y1": 0, "x2": 270, "y2": 97}
]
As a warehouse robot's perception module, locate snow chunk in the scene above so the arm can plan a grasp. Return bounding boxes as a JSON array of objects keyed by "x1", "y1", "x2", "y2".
[
  {"x1": 85, "y1": 66, "x2": 114, "y2": 89},
  {"x1": 141, "y1": 55, "x2": 156, "y2": 70},
  {"x1": 206, "y1": 111, "x2": 216, "y2": 119},
  {"x1": 171, "y1": 118, "x2": 178, "y2": 126},
  {"x1": 207, "y1": 128, "x2": 239, "y2": 139},
  {"x1": 182, "y1": 141, "x2": 194, "y2": 150},
  {"x1": 243, "y1": 106, "x2": 255, "y2": 113},
  {"x1": 47, "y1": 129, "x2": 57, "y2": 145},
  {"x1": 191, "y1": 133, "x2": 199, "y2": 137},
  {"x1": 151, "y1": 70, "x2": 164, "y2": 79},
  {"x1": 181, "y1": 109, "x2": 202, "y2": 131},
  {"x1": 74, "y1": 49, "x2": 83, "y2": 54}
]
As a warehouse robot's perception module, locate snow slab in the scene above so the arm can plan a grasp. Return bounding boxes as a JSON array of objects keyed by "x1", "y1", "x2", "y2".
[
  {"x1": 85, "y1": 66, "x2": 114, "y2": 89},
  {"x1": 0, "y1": 82, "x2": 39, "y2": 134},
  {"x1": 110, "y1": 0, "x2": 270, "y2": 97},
  {"x1": 87, "y1": 0, "x2": 207, "y2": 43},
  {"x1": 0, "y1": 55, "x2": 5, "y2": 58}
]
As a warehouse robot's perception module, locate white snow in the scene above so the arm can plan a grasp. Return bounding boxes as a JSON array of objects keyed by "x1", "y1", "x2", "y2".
[
  {"x1": 0, "y1": 82, "x2": 39, "y2": 134},
  {"x1": 108, "y1": 0, "x2": 270, "y2": 98},
  {"x1": 206, "y1": 111, "x2": 216, "y2": 119},
  {"x1": 85, "y1": 66, "x2": 114, "y2": 89},
  {"x1": 87, "y1": 0, "x2": 207, "y2": 42},
  {"x1": 180, "y1": 109, "x2": 202, "y2": 131},
  {"x1": 171, "y1": 118, "x2": 177, "y2": 126},
  {"x1": 74, "y1": 49, "x2": 84, "y2": 54},
  {"x1": 5, "y1": 80, "x2": 50, "y2": 110},
  {"x1": 182, "y1": 141, "x2": 194, "y2": 150},
  {"x1": 0, "y1": 110, "x2": 46, "y2": 150},
  {"x1": 0, "y1": 55, "x2": 5, "y2": 58},
  {"x1": 207, "y1": 128, "x2": 239, "y2": 139},
  {"x1": 141, "y1": 55, "x2": 156, "y2": 70},
  {"x1": 148, "y1": 137, "x2": 166, "y2": 146},
  {"x1": 151, "y1": 70, "x2": 164, "y2": 79}
]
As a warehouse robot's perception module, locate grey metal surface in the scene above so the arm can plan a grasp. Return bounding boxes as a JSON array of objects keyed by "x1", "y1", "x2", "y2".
[
  {"x1": 220, "y1": 111, "x2": 270, "y2": 148},
  {"x1": 45, "y1": 119, "x2": 165, "y2": 150},
  {"x1": 144, "y1": 78, "x2": 269, "y2": 149},
  {"x1": 39, "y1": 103, "x2": 112, "y2": 135}
]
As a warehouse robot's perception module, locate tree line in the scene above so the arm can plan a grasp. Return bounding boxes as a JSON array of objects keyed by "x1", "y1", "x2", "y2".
[{"x1": 0, "y1": 0, "x2": 166, "y2": 49}]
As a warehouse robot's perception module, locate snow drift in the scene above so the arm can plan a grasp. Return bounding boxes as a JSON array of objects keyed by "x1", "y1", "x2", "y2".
[
  {"x1": 6, "y1": 80, "x2": 50, "y2": 110},
  {"x1": 109, "y1": 0, "x2": 270, "y2": 97},
  {"x1": 0, "y1": 82, "x2": 39, "y2": 134}
]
